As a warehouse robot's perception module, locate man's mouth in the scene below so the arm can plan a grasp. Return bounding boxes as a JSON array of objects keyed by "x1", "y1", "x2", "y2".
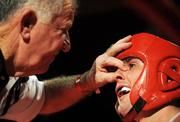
[{"x1": 117, "y1": 87, "x2": 131, "y2": 97}]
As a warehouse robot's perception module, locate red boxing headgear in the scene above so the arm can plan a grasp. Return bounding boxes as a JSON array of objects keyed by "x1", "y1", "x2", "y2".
[{"x1": 116, "y1": 33, "x2": 180, "y2": 121}]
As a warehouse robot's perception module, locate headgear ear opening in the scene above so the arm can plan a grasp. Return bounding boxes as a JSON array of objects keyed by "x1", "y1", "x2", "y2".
[{"x1": 158, "y1": 58, "x2": 180, "y2": 91}]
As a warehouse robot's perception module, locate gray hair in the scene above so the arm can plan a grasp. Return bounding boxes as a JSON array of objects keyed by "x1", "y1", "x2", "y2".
[
  {"x1": 0, "y1": 0, "x2": 26, "y2": 22},
  {"x1": 0, "y1": 0, "x2": 76, "y2": 23}
]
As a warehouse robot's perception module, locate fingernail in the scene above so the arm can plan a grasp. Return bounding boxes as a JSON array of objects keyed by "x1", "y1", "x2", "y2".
[
  {"x1": 126, "y1": 35, "x2": 132, "y2": 38},
  {"x1": 128, "y1": 42, "x2": 132, "y2": 45}
]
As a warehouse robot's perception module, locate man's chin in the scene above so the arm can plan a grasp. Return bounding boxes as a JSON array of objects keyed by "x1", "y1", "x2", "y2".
[{"x1": 116, "y1": 102, "x2": 133, "y2": 120}]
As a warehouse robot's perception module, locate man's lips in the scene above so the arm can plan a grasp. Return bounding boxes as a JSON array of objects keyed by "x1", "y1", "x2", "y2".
[{"x1": 116, "y1": 86, "x2": 131, "y2": 97}]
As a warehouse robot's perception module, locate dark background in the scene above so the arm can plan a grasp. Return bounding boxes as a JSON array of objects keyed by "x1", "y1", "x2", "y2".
[{"x1": 2, "y1": 0, "x2": 180, "y2": 122}]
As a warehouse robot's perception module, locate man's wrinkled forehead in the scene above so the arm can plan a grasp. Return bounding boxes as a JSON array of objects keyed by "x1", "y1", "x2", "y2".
[
  {"x1": 59, "y1": 0, "x2": 76, "y2": 19},
  {"x1": 51, "y1": 0, "x2": 76, "y2": 24},
  {"x1": 63, "y1": 0, "x2": 77, "y2": 13}
]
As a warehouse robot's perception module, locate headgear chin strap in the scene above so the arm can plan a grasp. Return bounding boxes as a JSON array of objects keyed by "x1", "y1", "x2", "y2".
[{"x1": 116, "y1": 33, "x2": 180, "y2": 121}]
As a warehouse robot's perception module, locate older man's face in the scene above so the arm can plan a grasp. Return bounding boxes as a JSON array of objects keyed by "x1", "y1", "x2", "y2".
[
  {"x1": 15, "y1": 2, "x2": 75, "y2": 76},
  {"x1": 115, "y1": 57, "x2": 144, "y2": 118}
]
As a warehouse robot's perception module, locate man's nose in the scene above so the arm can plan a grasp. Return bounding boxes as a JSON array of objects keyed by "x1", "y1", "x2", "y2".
[
  {"x1": 116, "y1": 70, "x2": 125, "y2": 81},
  {"x1": 62, "y1": 31, "x2": 71, "y2": 52},
  {"x1": 115, "y1": 65, "x2": 129, "y2": 81}
]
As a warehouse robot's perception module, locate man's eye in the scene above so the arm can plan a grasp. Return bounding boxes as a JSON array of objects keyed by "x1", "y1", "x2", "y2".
[{"x1": 129, "y1": 63, "x2": 135, "y2": 68}]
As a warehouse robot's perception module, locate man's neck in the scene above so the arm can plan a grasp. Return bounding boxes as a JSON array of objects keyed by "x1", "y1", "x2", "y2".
[{"x1": 137, "y1": 105, "x2": 180, "y2": 122}]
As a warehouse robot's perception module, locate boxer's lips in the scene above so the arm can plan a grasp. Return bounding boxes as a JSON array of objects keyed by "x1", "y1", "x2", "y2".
[{"x1": 116, "y1": 86, "x2": 131, "y2": 98}]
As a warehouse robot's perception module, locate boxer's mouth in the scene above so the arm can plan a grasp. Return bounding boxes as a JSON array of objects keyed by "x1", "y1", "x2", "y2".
[{"x1": 116, "y1": 86, "x2": 131, "y2": 97}]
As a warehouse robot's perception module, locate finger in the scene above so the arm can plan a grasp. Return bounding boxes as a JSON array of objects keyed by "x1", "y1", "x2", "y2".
[
  {"x1": 101, "y1": 56, "x2": 128, "y2": 71},
  {"x1": 115, "y1": 35, "x2": 132, "y2": 45},
  {"x1": 98, "y1": 72, "x2": 121, "y2": 84},
  {"x1": 105, "y1": 35, "x2": 132, "y2": 56},
  {"x1": 105, "y1": 42, "x2": 132, "y2": 56},
  {"x1": 97, "y1": 72, "x2": 118, "y2": 84}
]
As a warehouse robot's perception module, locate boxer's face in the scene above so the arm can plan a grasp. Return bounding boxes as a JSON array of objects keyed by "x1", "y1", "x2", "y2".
[{"x1": 115, "y1": 57, "x2": 144, "y2": 118}]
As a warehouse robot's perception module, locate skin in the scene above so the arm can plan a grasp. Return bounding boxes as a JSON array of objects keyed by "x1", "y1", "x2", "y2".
[
  {"x1": 115, "y1": 57, "x2": 144, "y2": 117},
  {"x1": 0, "y1": 3, "x2": 74, "y2": 76}
]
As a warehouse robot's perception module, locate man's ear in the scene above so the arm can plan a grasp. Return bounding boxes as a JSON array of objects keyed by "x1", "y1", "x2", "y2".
[{"x1": 21, "y1": 10, "x2": 37, "y2": 43}]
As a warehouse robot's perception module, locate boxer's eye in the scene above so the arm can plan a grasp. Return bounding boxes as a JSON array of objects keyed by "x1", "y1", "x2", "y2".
[{"x1": 129, "y1": 63, "x2": 135, "y2": 69}]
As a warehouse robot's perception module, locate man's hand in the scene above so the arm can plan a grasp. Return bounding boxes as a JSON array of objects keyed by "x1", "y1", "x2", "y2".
[
  {"x1": 41, "y1": 35, "x2": 132, "y2": 114},
  {"x1": 81, "y1": 35, "x2": 132, "y2": 92}
]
